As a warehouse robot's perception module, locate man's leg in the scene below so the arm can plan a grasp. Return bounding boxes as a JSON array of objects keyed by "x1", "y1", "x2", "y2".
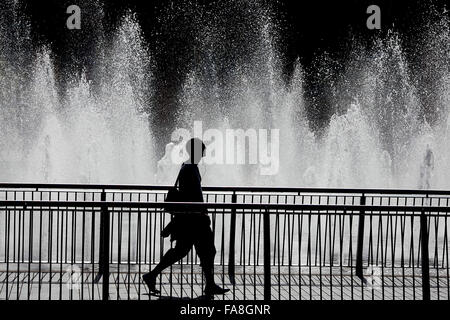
[
  {"x1": 143, "y1": 240, "x2": 192, "y2": 292},
  {"x1": 195, "y1": 226, "x2": 229, "y2": 295}
]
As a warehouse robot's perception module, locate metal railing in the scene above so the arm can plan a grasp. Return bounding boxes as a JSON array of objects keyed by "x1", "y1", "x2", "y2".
[{"x1": 0, "y1": 183, "x2": 449, "y2": 300}]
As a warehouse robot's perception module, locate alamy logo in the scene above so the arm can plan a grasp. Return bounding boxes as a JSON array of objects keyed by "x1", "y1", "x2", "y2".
[
  {"x1": 64, "y1": 265, "x2": 82, "y2": 291},
  {"x1": 170, "y1": 121, "x2": 280, "y2": 175},
  {"x1": 366, "y1": 5, "x2": 381, "y2": 30},
  {"x1": 365, "y1": 265, "x2": 382, "y2": 290},
  {"x1": 66, "y1": 5, "x2": 81, "y2": 30}
]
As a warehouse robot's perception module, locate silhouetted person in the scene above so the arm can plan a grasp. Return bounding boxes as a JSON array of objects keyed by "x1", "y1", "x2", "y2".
[
  {"x1": 419, "y1": 144, "x2": 434, "y2": 190},
  {"x1": 143, "y1": 138, "x2": 229, "y2": 297}
]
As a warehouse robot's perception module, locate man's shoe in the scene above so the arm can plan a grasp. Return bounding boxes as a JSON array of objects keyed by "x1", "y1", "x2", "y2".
[
  {"x1": 204, "y1": 284, "x2": 230, "y2": 296},
  {"x1": 142, "y1": 273, "x2": 159, "y2": 294}
]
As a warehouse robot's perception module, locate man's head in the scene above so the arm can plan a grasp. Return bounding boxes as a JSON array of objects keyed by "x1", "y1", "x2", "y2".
[{"x1": 186, "y1": 138, "x2": 206, "y2": 164}]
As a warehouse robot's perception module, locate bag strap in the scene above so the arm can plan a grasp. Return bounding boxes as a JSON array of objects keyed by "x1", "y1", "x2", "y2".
[{"x1": 173, "y1": 164, "x2": 183, "y2": 188}]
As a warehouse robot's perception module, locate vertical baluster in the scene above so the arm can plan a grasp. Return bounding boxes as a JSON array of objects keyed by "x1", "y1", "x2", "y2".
[
  {"x1": 420, "y1": 206, "x2": 430, "y2": 300},
  {"x1": 263, "y1": 207, "x2": 271, "y2": 301}
]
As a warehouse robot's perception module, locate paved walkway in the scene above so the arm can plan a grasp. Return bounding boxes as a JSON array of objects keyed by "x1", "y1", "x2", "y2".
[{"x1": 0, "y1": 264, "x2": 448, "y2": 300}]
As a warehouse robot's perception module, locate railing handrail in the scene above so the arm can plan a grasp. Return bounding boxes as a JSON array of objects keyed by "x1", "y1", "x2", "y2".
[
  {"x1": 0, "y1": 182, "x2": 450, "y2": 195},
  {"x1": 0, "y1": 200, "x2": 449, "y2": 213}
]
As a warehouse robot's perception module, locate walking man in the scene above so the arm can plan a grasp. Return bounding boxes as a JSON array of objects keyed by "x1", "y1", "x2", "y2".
[{"x1": 143, "y1": 138, "x2": 229, "y2": 297}]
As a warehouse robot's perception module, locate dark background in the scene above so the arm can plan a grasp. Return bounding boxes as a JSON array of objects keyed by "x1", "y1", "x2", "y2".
[
  {"x1": 22, "y1": 0, "x2": 446, "y2": 62},
  {"x1": 21, "y1": 0, "x2": 448, "y2": 74},
  {"x1": 7, "y1": 0, "x2": 449, "y2": 151}
]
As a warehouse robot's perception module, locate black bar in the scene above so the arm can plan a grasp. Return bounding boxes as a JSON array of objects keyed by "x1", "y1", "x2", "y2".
[
  {"x1": 94, "y1": 191, "x2": 106, "y2": 283},
  {"x1": 228, "y1": 192, "x2": 237, "y2": 285},
  {"x1": 263, "y1": 207, "x2": 271, "y2": 301},
  {"x1": 100, "y1": 192, "x2": 110, "y2": 301},
  {"x1": 420, "y1": 208, "x2": 430, "y2": 300},
  {"x1": 2, "y1": 200, "x2": 450, "y2": 213},
  {"x1": 356, "y1": 194, "x2": 366, "y2": 283},
  {"x1": 1, "y1": 182, "x2": 450, "y2": 196}
]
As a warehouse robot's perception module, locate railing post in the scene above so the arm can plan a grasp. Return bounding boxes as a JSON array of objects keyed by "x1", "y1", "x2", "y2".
[
  {"x1": 95, "y1": 191, "x2": 105, "y2": 283},
  {"x1": 98, "y1": 190, "x2": 110, "y2": 300},
  {"x1": 420, "y1": 207, "x2": 430, "y2": 300},
  {"x1": 228, "y1": 192, "x2": 237, "y2": 285},
  {"x1": 263, "y1": 207, "x2": 271, "y2": 300},
  {"x1": 356, "y1": 194, "x2": 366, "y2": 283}
]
